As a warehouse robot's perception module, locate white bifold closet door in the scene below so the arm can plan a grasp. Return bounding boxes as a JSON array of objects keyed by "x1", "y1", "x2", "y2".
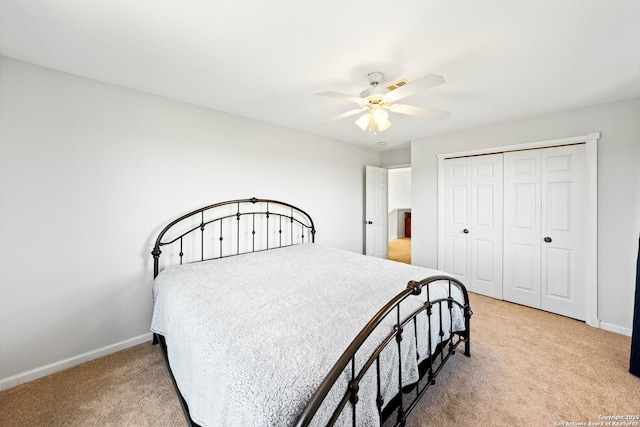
[
  {"x1": 443, "y1": 154, "x2": 503, "y2": 299},
  {"x1": 503, "y1": 144, "x2": 586, "y2": 320}
]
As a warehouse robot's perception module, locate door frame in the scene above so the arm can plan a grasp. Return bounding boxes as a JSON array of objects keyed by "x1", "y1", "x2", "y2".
[{"x1": 436, "y1": 132, "x2": 599, "y2": 328}]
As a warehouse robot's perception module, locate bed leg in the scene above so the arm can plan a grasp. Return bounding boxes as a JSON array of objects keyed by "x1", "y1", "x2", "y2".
[
  {"x1": 464, "y1": 331, "x2": 471, "y2": 357},
  {"x1": 464, "y1": 305, "x2": 472, "y2": 357},
  {"x1": 152, "y1": 333, "x2": 159, "y2": 345},
  {"x1": 396, "y1": 410, "x2": 407, "y2": 426}
]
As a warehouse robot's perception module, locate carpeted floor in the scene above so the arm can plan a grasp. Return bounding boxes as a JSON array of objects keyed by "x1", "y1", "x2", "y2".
[
  {"x1": 1, "y1": 293, "x2": 638, "y2": 426},
  {"x1": 408, "y1": 293, "x2": 639, "y2": 426},
  {"x1": 388, "y1": 237, "x2": 411, "y2": 264},
  {"x1": 0, "y1": 342, "x2": 183, "y2": 426}
]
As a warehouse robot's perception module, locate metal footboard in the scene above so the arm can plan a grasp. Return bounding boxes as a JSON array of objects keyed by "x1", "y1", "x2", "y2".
[{"x1": 295, "y1": 275, "x2": 472, "y2": 427}]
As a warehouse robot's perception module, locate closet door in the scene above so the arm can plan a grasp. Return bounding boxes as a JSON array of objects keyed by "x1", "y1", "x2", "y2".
[
  {"x1": 443, "y1": 157, "x2": 471, "y2": 285},
  {"x1": 540, "y1": 144, "x2": 586, "y2": 320},
  {"x1": 470, "y1": 155, "x2": 503, "y2": 298},
  {"x1": 503, "y1": 144, "x2": 586, "y2": 320},
  {"x1": 503, "y1": 150, "x2": 542, "y2": 308},
  {"x1": 443, "y1": 154, "x2": 503, "y2": 298}
]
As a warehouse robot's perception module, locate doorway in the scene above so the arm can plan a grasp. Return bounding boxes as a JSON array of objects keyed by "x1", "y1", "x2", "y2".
[{"x1": 388, "y1": 167, "x2": 411, "y2": 264}]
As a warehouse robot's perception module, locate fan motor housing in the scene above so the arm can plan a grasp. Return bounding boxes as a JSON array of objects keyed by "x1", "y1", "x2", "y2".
[{"x1": 360, "y1": 72, "x2": 390, "y2": 98}]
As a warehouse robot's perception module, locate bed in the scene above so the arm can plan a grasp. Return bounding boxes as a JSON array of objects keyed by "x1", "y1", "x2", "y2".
[{"x1": 150, "y1": 198, "x2": 472, "y2": 426}]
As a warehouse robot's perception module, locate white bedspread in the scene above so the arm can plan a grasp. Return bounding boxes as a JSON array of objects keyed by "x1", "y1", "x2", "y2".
[{"x1": 151, "y1": 244, "x2": 465, "y2": 427}]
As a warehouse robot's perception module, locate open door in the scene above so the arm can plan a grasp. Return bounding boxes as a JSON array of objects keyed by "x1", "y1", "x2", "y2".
[{"x1": 365, "y1": 165, "x2": 388, "y2": 258}]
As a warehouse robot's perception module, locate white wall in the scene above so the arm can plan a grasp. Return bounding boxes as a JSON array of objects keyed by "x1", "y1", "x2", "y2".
[
  {"x1": 0, "y1": 57, "x2": 381, "y2": 388},
  {"x1": 388, "y1": 168, "x2": 411, "y2": 238},
  {"x1": 381, "y1": 147, "x2": 410, "y2": 167},
  {"x1": 411, "y1": 97, "x2": 640, "y2": 335},
  {"x1": 388, "y1": 168, "x2": 411, "y2": 210}
]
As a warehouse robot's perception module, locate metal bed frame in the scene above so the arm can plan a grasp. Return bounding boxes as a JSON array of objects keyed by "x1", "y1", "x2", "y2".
[{"x1": 151, "y1": 198, "x2": 472, "y2": 427}]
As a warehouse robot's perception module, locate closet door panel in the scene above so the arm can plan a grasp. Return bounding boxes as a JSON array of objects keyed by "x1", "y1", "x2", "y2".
[
  {"x1": 443, "y1": 158, "x2": 471, "y2": 284},
  {"x1": 470, "y1": 154, "x2": 503, "y2": 298},
  {"x1": 503, "y1": 150, "x2": 542, "y2": 308},
  {"x1": 444, "y1": 154, "x2": 502, "y2": 299},
  {"x1": 513, "y1": 243, "x2": 537, "y2": 292},
  {"x1": 540, "y1": 145, "x2": 586, "y2": 320},
  {"x1": 451, "y1": 236, "x2": 469, "y2": 277},
  {"x1": 545, "y1": 248, "x2": 572, "y2": 298},
  {"x1": 474, "y1": 239, "x2": 495, "y2": 282},
  {"x1": 452, "y1": 185, "x2": 468, "y2": 224},
  {"x1": 515, "y1": 183, "x2": 536, "y2": 228}
]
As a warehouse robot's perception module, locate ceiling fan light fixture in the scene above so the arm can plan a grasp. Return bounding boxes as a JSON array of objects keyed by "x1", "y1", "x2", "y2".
[
  {"x1": 355, "y1": 113, "x2": 371, "y2": 131},
  {"x1": 355, "y1": 107, "x2": 392, "y2": 134},
  {"x1": 376, "y1": 117, "x2": 391, "y2": 132},
  {"x1": 373, "y1": 108, "x2": 388, "y2": 122},
  {"x1": 372, "y1": 108, "x2": 391, "y2": 132}
]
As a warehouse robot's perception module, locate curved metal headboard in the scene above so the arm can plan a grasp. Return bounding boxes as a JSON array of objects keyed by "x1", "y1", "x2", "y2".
[{"x1": 152, "y1": 197, "x2": 316, "y2": 278}]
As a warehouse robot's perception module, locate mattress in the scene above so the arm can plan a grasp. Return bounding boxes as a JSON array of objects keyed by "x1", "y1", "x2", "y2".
[{"x1": 151, "y1": 244, "x2": 465, "y2": 426}]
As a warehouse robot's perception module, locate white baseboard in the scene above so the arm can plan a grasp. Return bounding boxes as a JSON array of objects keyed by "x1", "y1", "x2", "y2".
[
  {"x1": 586, "y1": 317, "x2": 601, "y2": 328},
  {"x1": 0, "y1": 332, "x2": 153, "y2": 392},
  {"x1": 600, "y1": 322, "x2": 632, "y2": 337}
]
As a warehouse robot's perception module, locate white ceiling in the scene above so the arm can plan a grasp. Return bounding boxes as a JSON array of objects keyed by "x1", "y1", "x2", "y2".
[{"x1": 1, "y1": 0, "x2": 639, "y2": 151}]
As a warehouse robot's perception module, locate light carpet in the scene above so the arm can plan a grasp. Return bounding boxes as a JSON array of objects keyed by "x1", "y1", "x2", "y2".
[{"x1": 388, "y1": 238, "x2": 411, "y2": 264}]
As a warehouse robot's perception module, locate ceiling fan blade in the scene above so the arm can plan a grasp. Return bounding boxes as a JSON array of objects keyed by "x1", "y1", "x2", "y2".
[
  {"x1": 390, "y1": 104, "x2": 450, "y2": 120},
  {"x1": 315, "y1": 91, "x2": 363, "y2": 104},
  {"x1": 385, "y1": 74, "x2": 446, "y2": 102},
  {"x1": 324, "y1": 108, "x2": 365, "y2": 123}
]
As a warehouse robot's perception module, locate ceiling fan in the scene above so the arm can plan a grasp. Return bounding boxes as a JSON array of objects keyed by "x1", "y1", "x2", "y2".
[{"x1": 316, "y1": 71, "x2": 450, "y2": 135}]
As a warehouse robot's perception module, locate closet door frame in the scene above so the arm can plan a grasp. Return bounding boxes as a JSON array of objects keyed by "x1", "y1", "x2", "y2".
[{"x1": 437, "y1": 132, "x2": 599, "y2": 328}]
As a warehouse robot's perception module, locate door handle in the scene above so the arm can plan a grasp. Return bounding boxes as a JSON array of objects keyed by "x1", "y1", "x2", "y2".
[
  {"x1": 366, "y1": 221, "x2": 373, "y2": 225},
  {"x1": 544, "y1": 236, "x2": 552, "y2": 243},
  {"x1": 463, "y1": 229, "x2": 469, "y2": 234}
]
